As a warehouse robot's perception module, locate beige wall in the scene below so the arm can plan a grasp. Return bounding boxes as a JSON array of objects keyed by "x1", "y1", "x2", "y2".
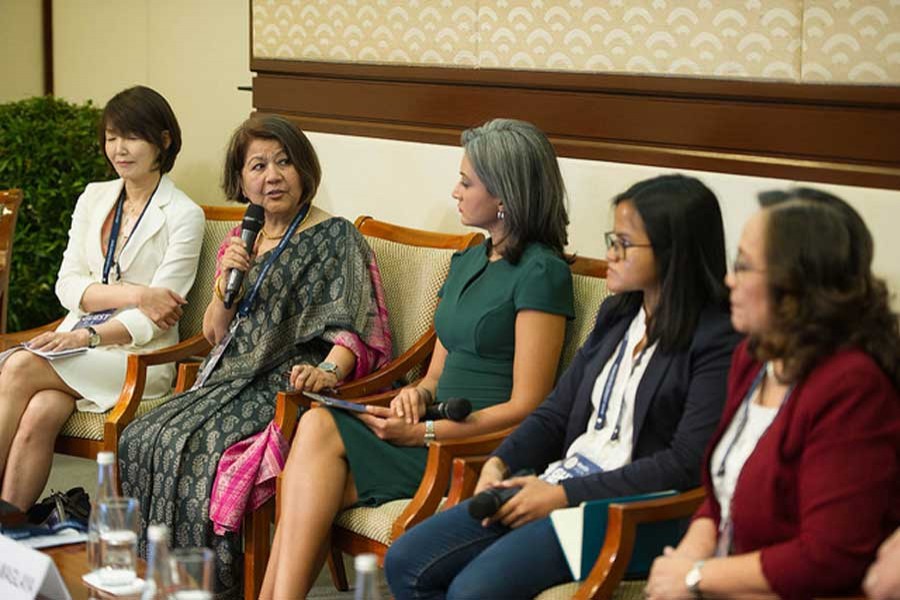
[
  {"x1": 0, "y1": 0, "x2": 43, "y2": 102},
  {"x1": 30, "y1": 0, "x2": 900, "y2": 306},
  {"x1": 305, "y1": 131, "x2": 900, "y2": 309},
  {"x1": 253, "y1": 0, "x2": 900, "y2": 84},
  {"x1": 53, "y1": 0, "x2": 252, "y2": 205}
]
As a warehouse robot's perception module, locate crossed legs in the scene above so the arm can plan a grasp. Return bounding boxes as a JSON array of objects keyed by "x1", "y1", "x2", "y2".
[
  {"x1": 0, "y1": 351, "x2": 77, "y2": 509},
  {"x1": 260, "y1": 407, "x2": 359, "y2": 600}
]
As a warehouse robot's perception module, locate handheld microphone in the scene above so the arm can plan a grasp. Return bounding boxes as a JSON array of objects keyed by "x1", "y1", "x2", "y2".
[
  {"x1": 468, "y1": 485, "x2": 522, "y2": 520},
  {"x1": 224, "y1": 204, "x2": 265, "y2": 309},
  {"x1": 421, "y1": 397, "x2": 472, "y2": 422}
]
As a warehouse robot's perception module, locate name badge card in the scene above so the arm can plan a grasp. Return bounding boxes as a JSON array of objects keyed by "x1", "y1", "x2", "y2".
[
  {"x1": 73, "y1": 309, "x2": 115, "y2": 330},
  {"x1": 0, "y1": 534, "x2": 72, "y2": 600},
  {"x1": 541, "y1": 453, "x2": 603, "y2": 485}
]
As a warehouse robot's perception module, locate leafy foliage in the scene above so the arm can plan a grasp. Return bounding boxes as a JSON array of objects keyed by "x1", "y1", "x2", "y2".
[{"x1": 0, "y1": 96, "x2": 110, "y2": 331}]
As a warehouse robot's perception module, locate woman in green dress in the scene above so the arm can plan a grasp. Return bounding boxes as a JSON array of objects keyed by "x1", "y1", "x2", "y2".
[{"x1": 261, "y1": 118, "x2": 576, "y2": 599}]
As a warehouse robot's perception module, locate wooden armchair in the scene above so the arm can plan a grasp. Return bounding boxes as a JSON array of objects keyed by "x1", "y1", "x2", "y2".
[
  {"x1": 534, "y1": 488, "x2": 705, "y2": 600},
  {"x1": 0, "y1": 190, "x2": 23, "y2": 335},
  {"x1": 239, "y1": 216, "x2": 483, "y2": 599},
  {"x1": 0, "y1": 205, "x2": 244, "y2": 459},
  {"x1": 274, "y1": 255, "x2": 608, "y2": 593}
]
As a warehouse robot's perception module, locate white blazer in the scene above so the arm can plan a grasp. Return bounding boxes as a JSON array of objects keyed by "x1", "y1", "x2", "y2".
[{"x1": 52, "y1": 175, "x2": 205, "y2": 412}]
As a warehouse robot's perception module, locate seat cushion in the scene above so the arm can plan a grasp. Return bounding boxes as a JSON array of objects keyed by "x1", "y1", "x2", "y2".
[
  {"x1": 59, "y1": 393, "x2": 173, "y2": 440},
  {"x1": 335, "y1": 497, "x2": 448, "y2": 546},
  {"x1": 535, "y1": 578, "x2": 646, "y2": 600}
]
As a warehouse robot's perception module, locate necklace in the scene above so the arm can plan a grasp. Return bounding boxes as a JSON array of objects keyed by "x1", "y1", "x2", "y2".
[{"x1": 259, "y1": 205, "x2": 314, "y2": 242}]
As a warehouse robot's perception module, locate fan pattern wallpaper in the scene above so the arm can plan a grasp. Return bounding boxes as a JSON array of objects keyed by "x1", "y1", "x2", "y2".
[{"x1": 252, "y1": 0, "x2": 900, "y2": 84}]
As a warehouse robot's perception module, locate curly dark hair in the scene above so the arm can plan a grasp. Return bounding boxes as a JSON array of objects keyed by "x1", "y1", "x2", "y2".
[{"x1": 749, "y1": 199, "x2": 900, "y2": 388}]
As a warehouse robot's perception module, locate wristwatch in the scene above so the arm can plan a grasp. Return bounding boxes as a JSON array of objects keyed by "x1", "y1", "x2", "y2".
[
  {"x1": 423, "y1": 420, "x2": 436, "y2": 446},
  {"x1": 316, "y1": 361, "x2": 341, "y2": 378},
  {"x1": 86, "y1": 326, "x2": 101, "y2": 349},
  {"x1": 685, "y1": 559, "x2": 705, "y2": 598}
]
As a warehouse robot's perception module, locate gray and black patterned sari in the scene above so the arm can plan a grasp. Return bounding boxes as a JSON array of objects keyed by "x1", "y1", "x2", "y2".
[{"x1": 119, "y1": 217, "x2": 384, "y2": 597}]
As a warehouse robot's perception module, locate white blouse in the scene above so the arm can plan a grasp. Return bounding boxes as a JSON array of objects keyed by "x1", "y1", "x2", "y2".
[
  {"x1": 541, "y1": 308, "x2": 657, "y2": 480},
  {"x1": 710, "y1": 386, "x2": 779, "y2": 546}
]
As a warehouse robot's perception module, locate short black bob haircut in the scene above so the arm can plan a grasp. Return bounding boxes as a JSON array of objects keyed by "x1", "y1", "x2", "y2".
[
  {"x1": 604, "y1": 174, "x2": 729, "y2": 353},
  {"x1": 99, "y1": 86, "x2": 182, "y2": 175}
]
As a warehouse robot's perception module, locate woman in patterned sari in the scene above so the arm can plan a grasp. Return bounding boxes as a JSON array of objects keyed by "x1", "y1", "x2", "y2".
[{"x1": 118, "y1": 115, "x2": 392, "y2": 597}]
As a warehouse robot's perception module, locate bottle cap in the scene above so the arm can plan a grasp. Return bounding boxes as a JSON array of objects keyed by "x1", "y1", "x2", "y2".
[
  {"x1": 97, "y1": 451, "x2": 115, "y2": 465},
  {"x1": 147, "y1": 524, "x2": 169, "y2": 542},
  {"x1": 354, "y1": 553, "x2": 377, "y2": 571}
]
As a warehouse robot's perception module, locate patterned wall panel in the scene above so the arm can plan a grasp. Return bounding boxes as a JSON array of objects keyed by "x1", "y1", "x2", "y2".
[
  {"x1": 802, "y1": 0, "x2": 900, "y2": 83},
  {"x1": 252, "y1": 0, "x2": 900, "y2": 84},
  {"x1": 478, "y1": 0, "x2": 801, "y2": 79},
  {"x1": 252, "y1": 0, "x2": 478, "y2": 65}
]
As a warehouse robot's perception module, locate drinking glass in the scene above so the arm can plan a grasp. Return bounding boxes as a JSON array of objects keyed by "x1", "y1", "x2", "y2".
[
  {"x1": 170, "y1": 547, "x2": 214, "y2": 600},
  {"x1": 96, "y1": 497, "x2": 140, "y2": 587}
]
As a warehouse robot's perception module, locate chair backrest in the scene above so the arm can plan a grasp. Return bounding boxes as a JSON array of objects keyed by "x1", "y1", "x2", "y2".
[
  {"x1": 355, "y1": 216, "x2": 484, "y2": 381},
  {"x1": 560, "y1": 256, "x2": 610, "y2": 372},
  {"x1": 0, "y1": 190, "x2": 23, "y2": 334},
  {"x1": 178, "y1": 205, "x2": 244, "y2": 340}
]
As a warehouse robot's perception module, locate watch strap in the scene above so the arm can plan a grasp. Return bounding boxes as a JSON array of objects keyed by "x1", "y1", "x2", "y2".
[
  {"x1": 317, "y1": 361, "x2": 340, "y2": 378},
  {"x1": 424, "y1": 420, "x2": 436, "y2": 446},
  {"x1": 86, "y1": 326, "x2": 101, "y2": 349}
]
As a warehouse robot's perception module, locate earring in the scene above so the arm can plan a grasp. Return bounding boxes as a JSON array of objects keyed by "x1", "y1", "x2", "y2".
[{"x1": 497, "y1": 209, "x2": 505, "y2": 220}]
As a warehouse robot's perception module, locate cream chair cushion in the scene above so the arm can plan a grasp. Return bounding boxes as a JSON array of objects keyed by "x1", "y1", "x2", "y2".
[
  {"x1": 363, "y1": 236, "x2": 459, "y2": 381},
  {"x1": 335, "y1": 498, "x2": 447, "y2": 545},
  {"x1": 560, "y1": 271, "x2": 610, "y2": 372}
]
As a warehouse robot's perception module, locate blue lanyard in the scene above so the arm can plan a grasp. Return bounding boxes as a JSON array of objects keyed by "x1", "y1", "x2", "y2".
[
  {"x1": 715, "y1": 363, "x2": 792, "y2": 478},
  {"x1": 594, "y1": 334, "x2": 629, "y2": 430},
  {"x1": 236, "y1": 202, "x2": 310, "y2": 318},
  {"x1": 102, "y1": 180, "x2": 158, "y2": 284}
]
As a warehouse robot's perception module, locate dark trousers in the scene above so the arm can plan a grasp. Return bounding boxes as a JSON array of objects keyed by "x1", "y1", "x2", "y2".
[{"x1": 384, "y1": 499, "x2": 573, "y2": 599}]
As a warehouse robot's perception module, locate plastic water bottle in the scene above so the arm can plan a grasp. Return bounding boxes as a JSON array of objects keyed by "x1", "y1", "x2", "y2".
[
  {"x1": 87, "y1": 451, "x2": 118, "y2": 571},
  {"x1": 141, "y1": 524, "x2": 174, "y2": 600},
  {"x1": 353, "y1": 553, "x2": 381, "y2": 600}
]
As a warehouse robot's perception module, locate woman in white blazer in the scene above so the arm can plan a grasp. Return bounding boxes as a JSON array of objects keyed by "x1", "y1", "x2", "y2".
[{"x1": 0, "y1": 86, "x2": 205, "y2": 511}]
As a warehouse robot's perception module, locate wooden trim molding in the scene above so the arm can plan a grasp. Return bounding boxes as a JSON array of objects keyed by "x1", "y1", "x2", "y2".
[
  {"x1": 42, "y1": 0, "x2": 53, "y2": 95},
  {"x1": 251, "y1": 59, "x2": 900, "y2": 190}
]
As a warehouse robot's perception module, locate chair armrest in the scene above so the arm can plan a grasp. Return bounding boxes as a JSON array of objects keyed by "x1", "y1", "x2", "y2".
[
  {"x1": 0, "y1": 318, "x2": 64, "y2": 350},
  {"x1": 573, "y1": 487, "x2": 705, "y2": 600},
  {"x1": 99, "y1": 334, "x2": 212, "y2": 454},
  {"x1": 174, "y1": 362, "x2": 202, "y2": 394},
  {"x1": 334, "y1": 330, "x2": 436, "y2": 398},
  {"x1": 444, "y1": 455, "x2": 489, "y2": 509},
  {"x1": 389, "y1": 427, "x2": 516, "y2": 541}
]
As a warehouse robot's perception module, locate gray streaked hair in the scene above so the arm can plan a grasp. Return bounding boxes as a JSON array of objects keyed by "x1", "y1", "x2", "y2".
[{"x1": 461, "y1": 118, "x2": 569, "y2": 263}]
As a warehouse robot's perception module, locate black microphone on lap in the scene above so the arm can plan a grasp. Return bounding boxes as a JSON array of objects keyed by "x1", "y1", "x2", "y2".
[
  {"x1": 468, "y1": 469, "x2": 534, "y2": 520},
  {"x1": 420, "y1": 397, "x2": 472, "y2": 422},
  {"x1": 223, "y1": 204, "x2": 265, "y2": 309}
]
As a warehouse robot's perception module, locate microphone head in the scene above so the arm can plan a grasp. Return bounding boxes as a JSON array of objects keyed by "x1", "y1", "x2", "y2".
[
  {"x1": 242, "y1": 203, "x2": 265, "y2": 232},
  {"x1": 468, "y1": 490, "x2": 502, "y2": 520},
  {"x1": 445, "y1": 397, "x2": 472, "y2": 421}
]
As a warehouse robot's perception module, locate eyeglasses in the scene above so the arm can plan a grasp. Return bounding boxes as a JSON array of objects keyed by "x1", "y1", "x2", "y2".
[
  {"x1": 604, "y1": 231, "x2": 652, "y2": 259},
  {"x1": 731, "y1": 257, "x2": 765, "y2": 277}
]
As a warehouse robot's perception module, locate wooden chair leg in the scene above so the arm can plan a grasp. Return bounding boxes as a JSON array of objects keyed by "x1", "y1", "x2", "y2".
[
  {"x1": 244, "y1": 498, "x2": 274, "y2": 600},
  {"x1": 327, "y1": 543, "x2": 350, "y2": 591}
]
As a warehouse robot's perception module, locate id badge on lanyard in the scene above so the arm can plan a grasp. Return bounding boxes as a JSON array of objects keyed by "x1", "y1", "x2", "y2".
[
  {"x1": 190, "y1": 317, "x2": 242, "y2": 391},
  {"x1": 540, "y1": 453, "x2": 604, "y2": 485},
  {"x1": 73, "y1": 309, "x2": 115, "y2": 330}
]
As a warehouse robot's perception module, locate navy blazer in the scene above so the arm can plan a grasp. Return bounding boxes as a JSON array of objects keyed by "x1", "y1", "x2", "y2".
[{"x1": 494, "y1": 298, "x2": 742, "y2": 506}]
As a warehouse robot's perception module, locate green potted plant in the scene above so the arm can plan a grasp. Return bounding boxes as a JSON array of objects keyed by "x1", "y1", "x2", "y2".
[{"x1": 0, "y1": 96, "x2": 109, "y2": 331}]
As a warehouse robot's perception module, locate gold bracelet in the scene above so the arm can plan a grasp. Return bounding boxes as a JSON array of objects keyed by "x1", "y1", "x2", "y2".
[{"x1": 213, "y1": 273, "x2": 245, "y2": 304}]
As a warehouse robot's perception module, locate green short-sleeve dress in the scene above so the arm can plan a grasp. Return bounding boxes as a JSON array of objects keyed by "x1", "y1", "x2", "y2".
[{"x1": 330, "y1": 241, "x2": 575, "y2": 506}]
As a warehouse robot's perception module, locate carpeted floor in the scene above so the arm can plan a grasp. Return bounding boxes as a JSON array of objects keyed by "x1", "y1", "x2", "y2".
[{"x1": 44, "y1": 453, "x2": 390, "y2": 599}]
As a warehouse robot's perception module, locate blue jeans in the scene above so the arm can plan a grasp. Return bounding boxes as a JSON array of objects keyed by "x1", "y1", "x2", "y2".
[{"x1": 384, "y1": 499, "x2": 573, "y2": 599}]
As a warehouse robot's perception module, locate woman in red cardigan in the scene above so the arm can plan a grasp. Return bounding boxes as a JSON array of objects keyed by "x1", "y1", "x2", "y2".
[{"x1": 647, "y1": 190, "x2": 900, "y2": 600}]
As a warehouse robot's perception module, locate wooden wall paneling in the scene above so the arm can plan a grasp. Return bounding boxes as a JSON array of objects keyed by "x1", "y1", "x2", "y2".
[{"x1": 251, "y1": 59, "x2": 900, "y2": 190}]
